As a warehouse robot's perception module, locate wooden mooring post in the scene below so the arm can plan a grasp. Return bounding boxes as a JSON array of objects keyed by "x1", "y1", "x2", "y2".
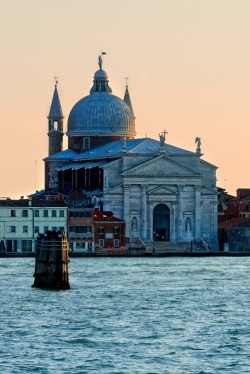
[{"x1": 32, "y1": 230, "x2": 70, "y2": 289}]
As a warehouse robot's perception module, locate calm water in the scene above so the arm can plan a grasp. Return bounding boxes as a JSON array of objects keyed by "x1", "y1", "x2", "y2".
[{"x1": 1, "y1": 257, "x2": 250, "y2": 374}]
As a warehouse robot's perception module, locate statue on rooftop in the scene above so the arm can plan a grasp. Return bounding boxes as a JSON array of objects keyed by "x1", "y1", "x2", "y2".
[
  {"x1": 98, "y1": 52, "x2": 106, "y2": 70},
  {"x1": 195, "y1": 137, "x2": 201, "y2": 153},
  {"x1": 98, "y1": 55, "x2": 103, "y2": 70},
  {"x1": 159, "y1": 130, "x2": 168, "y2": 147}
]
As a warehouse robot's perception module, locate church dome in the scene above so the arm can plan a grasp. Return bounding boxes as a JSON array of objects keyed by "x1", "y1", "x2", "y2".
[{"x1": 67, "y1": 57, "x2": 136, "y2": 138}]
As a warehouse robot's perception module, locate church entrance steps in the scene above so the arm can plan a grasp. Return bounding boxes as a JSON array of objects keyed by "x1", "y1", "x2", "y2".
[
  {"x1": 125, "y1": 237, "x2": 146, "y2": 251},
  {"x1": 145, "y1": 241, "x2": 191, "y2": 253}
]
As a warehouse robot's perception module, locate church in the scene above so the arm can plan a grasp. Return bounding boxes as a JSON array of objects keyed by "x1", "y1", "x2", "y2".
[{"x1": 44, "y1": 54, "x2": 218, "y2": 249}]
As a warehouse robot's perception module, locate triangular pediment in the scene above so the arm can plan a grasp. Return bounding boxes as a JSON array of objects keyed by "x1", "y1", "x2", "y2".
[
  {"x1": 122, "y1": 154, "x2": 201, "y2": 178},
  {"x1": 148, "y1": 185, "x2": 178, "y2": 195}
]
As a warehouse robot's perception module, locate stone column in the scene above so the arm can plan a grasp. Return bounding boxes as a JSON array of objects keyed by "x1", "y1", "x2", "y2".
[
  {"x1": 123, "y1": 184, "x2": 130, "y2": 232},
  {"x1": 177, "y1": 186, "x2": 183, "y2": 241},
  {"x1": 195, "y1": 185, "x2": 202, "y2": 240},
  {"x1": 140, "y1": 185, "x2": 147, "y2": 240},
  {"x1": 171, "y1": 202, "x2": 177, "y2": 242},
  {"x1": 147, "y1": 202, "x2": 153, "y2": 241}
]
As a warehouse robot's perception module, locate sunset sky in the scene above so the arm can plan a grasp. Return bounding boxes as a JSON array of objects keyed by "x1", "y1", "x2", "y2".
[{"x1": 0, "y1": 0, "x2": 249, "y2": 198}]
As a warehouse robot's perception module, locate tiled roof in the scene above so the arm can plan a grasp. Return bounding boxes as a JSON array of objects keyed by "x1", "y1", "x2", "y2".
[
  {"x1": 29, "y1": 190, "x2": 45, "y2": 198},
  {"x1": 218, "y1": 218, "x2": 250, "y2": 228},
  {"x1": 0, "y1": 199, "x2": 66, "y2": 207},
  {"x1": 94, "y1": 211, "x2": 125, "y2": 222},
  {"x1": 72, "y1": 138, "x2": 194, "y2": 161},
  {"x1": 45, "y1": 149, "x2": 78, "y2": 161},
  {"x1": 46, "y1": 138, "x2": 195, "y2": 162}
]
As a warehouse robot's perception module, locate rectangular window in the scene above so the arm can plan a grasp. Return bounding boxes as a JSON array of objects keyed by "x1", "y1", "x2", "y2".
[
  {"x1": 114, "y1": 239, "x2": 119, "y2": 248},
  {"x1": 69, "y1": 226, "x2": 92, "y2": 233},
  {"x1": 113, "y1": 226, "x2": 120, "y2": 239},
  {"x1": 11, "y1": 226, "x2": 16, "y2": 233},
  {"x1": 52, "y1": 210, "x2": 57, "y2": 217},
  {"x1": 23, "y1": 226, "x2": 28, "y2": 233},
  {"x1": 59, "y1": 210, "x2": 64, "y2": 217},
  {"x1": 84, "y1": 137, "x2": 90, "y2": 150},
  {"x1": 34, "y1": 210, "x2": 40, "y2": 217},
  {"x1": 44, "y1": 226, "x2": 48, "y2": 233},
  {"x1": 106, "y1": 233, "x2": 113, "y2": 239},
  {"x1": 59, "y1": 227, "x2": 64, "y2": 232},
  {"x1": 52, "y1": 227, "x2": 57, "y2": 231},
  {"x1": 22, "y1": 210, "x2": 28, "y2": 217},
  {"x1": 99, "y1": 239, "x2": 104, "y2": 247},
  {"x1": 34, "y1": 226, "x2": 39, "y2": 234},
  {"x1": 11, "y1": 210, "x2": 16, "y2": 217},
  {"x1": 43, "y1": 210, "x2": 48, "y2": 217},
  {"x1": 21, "y1": 240, "x2": 32, "y2": 252}
]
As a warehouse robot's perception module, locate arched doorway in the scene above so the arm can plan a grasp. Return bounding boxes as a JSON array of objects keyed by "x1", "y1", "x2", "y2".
[{"x1": 153, "y1": 204, "x2": 170, "y2": 241}]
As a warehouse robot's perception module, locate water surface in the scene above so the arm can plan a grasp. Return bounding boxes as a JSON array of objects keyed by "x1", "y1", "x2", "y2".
[{"x1": 1, "y1": 257, "x2": 250, "y2": 373}]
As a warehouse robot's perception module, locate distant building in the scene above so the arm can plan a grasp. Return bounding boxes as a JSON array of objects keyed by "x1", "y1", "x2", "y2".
[
  {"x1": 42, "y1": 55, "x2": 218, "y2": 249},
  {"x1": 67, "y1": 207, "x2": 95, "y2": 253},
  {"x1": 217, "y1": 187, "x2": 238, "y2": 224},
  {"x1": 94, "y1": 211, "x2": 126, "y2": 252},
  {"x1": 237, "y1": 188, "x2": 250, "y2": 219},
  {"x1": 0, "y1": 198, "x2": 67, "y2": 253},
  {"x1": 218, "y1": 218, "x2": 250, "y2": 252},
  {"x1": 217, "y1": 188, "x2": 250, "y2": 251}
]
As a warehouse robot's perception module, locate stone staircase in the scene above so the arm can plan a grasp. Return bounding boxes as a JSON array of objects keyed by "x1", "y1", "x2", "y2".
[{"x1": 145, "y1": 241, "x2": 191, "y2": 253}]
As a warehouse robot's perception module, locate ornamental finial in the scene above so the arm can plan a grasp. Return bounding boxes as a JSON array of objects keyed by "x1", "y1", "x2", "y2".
[{"x1": 54, "y1": 75, "x2": 58, "y2": 87}]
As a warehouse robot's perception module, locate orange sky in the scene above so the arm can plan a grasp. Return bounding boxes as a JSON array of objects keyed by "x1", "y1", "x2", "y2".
[{"x1": 0, "y1": 0, "x2": 249, "y2": 198}]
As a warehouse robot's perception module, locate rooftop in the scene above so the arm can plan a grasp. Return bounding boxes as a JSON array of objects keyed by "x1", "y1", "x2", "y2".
[{"x1": 46, "y1": 137, "x2": 195, "y2": 162}]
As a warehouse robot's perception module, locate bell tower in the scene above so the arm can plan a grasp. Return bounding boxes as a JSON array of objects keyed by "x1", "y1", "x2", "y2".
[{"x1": 47, "y1": 80, "x2": 64, "y2": 156}]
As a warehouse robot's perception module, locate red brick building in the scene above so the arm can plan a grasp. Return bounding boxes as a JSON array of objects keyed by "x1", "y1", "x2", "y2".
[{"x1": 94, "y1": 211, "x2": 126, "y2": 252}]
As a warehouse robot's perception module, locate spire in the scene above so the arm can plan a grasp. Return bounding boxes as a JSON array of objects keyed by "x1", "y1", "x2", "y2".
[
  {"x1": 47, "y1": 80, "x2": 64, "y2": 156},
  {"x1": 48, "y1": 81, "x2": 63, "y2": 119},
  {"x1": 124, "y1": 84, "x2": 135, "y2": 118}
]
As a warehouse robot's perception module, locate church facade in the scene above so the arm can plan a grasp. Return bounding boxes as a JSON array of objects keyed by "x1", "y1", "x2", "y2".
[{"x1": 44, "y1": 55, "x2": 218, "y2": 248}]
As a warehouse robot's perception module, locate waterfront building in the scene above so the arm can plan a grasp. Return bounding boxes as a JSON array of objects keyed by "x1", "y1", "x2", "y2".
[
  {"x1": 217, "y1": 187, "x2": 238, "y2": 224},
  {"x1": 43, "y1": 55, "x2": 218, "y2": 249},
  {"x1": 67, "y1": 207, "x2": 95, "y2": 253},
  {"x1": 0, "y1": 198, "x2": 67, "y2": 253},
  {"x1": 94, "y1": 211, "x2": 126, "y2": 252},
  {"x1": 218, "y1": 218, "x2": 250, "y2": 252}
]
